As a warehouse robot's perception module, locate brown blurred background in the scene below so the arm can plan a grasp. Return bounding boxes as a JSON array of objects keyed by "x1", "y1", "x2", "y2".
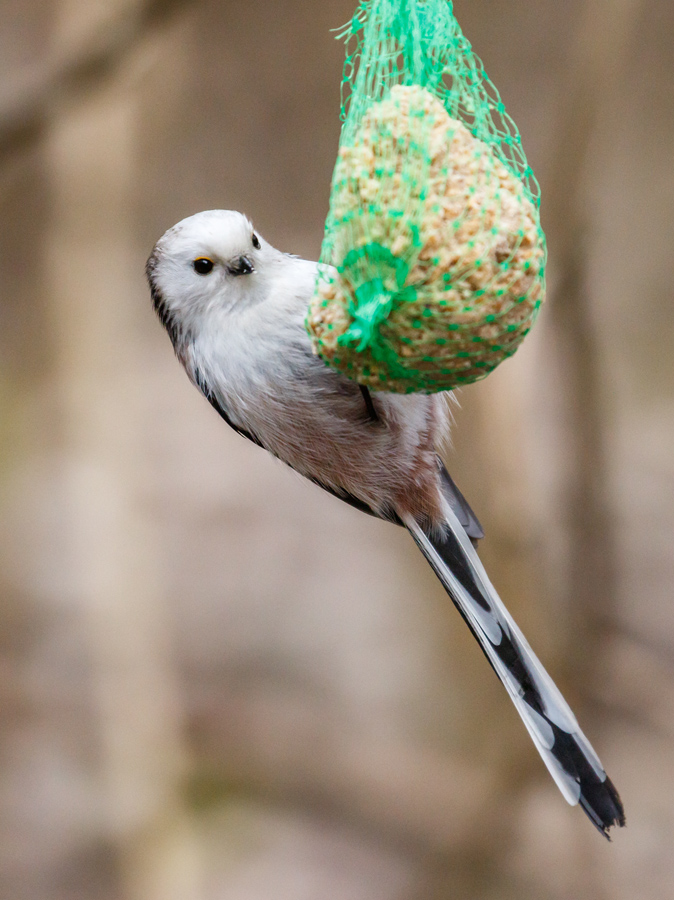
[{"x1": 1, "y1": 1, "x2": 673, "y2": 898}]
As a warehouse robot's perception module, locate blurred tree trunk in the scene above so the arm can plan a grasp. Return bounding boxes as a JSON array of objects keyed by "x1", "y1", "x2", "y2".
[
  {"x1": 45, "y1": 2, "x2": 202, "y2": 898},
  {"x1": 543, "y1": 0, "x2": 644, "y2": 676}
]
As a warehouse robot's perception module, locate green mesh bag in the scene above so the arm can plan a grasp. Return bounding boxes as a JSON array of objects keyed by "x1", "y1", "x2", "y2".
[{"x1": 306, "y1": 0, "x2": 546, "y2": 393}]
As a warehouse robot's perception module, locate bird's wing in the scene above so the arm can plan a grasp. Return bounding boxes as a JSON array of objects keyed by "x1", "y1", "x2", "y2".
[
  {"x1": 196, "y1": 366, "x2": 482, "y2": 535},
  {"x1": 402, "y1": 502, "x2": 625, "y2": 839},
  {"x1": 194, "y1": 366, "x2": 396, "y2": 519}
]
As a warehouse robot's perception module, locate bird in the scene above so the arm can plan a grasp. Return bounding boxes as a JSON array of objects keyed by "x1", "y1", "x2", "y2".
[{"x1": 146, "y1": 208, "x2": 625, "y2": 838}]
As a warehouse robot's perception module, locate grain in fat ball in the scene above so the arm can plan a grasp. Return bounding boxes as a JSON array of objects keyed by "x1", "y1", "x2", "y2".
[{"x1": 307, "y1": 84, "x2": 546, "y2": 393}]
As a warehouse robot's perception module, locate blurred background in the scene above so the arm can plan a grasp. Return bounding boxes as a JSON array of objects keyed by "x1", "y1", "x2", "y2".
[{"x1": 1, "y1": 0, "x2": 673, "y2": 898}]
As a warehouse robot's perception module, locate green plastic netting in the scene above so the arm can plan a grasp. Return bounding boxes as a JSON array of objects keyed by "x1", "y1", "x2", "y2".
[{"x1": 306, "y1": 0, "x2": 546, "y2": 393}]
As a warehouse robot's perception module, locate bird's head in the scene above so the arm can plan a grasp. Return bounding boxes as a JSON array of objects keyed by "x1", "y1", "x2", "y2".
[{"x1": 146, "y1": 209, "x2": 270, "y2": 347}]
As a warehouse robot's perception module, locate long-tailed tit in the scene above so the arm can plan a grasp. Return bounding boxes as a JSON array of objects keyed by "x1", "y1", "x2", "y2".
[{"x1": 147, "y1": 209, "x2": 625, "y2": 838}]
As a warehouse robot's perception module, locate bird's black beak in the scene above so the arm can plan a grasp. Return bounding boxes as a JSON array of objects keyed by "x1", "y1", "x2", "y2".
[{"x1": 228, "y1": 255, "x2": 255, "y2": 276}]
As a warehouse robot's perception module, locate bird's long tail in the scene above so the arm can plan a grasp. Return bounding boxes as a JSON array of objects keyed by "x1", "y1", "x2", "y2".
[{"x1": 402, "y1": 501, "x2": 625, "y2": 839}]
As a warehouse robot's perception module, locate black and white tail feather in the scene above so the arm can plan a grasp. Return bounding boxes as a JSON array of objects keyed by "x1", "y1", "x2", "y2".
[{"x1": 403, "y1": 494, "x2": 625, "y2": 839}]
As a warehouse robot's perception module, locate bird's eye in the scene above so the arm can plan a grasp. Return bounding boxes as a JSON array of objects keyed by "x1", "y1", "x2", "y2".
[
  {"x1": 193, "y1": 257, "x2": 214, "y2": 275},
  {"x1": 252, "y1": 233, "x2": 261, "y2": 250}
]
